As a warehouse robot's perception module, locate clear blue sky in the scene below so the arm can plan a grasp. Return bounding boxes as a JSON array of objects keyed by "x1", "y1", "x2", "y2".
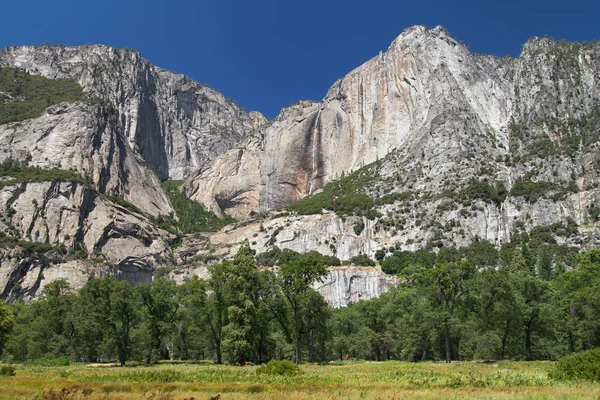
[{"x1": 1, "y1": 0, "x2": 598, "y2": 119}]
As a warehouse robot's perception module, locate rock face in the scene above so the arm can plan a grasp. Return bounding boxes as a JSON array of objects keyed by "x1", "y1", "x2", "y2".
[
  {"x1": 187, "y1": 101, "x2": 322, "y2": 218},
  {"x1": 315, "y1": 266, "x2": 399, "y2": 308},
  {"x1": 0, "y1": 44, "x2": 265, "y2": 299},
  {"x1": 186, "y1": 26, "x2": 600, "y2": 226},
  {"x1": 201, "y1": 191, "x2": 600, "y2": 265},
  {"x1": 1, "y1": 27, "x2": 600, "y2": 307},
  {"x1": 0, "y1": 181, "x2": 172, "y2": 300},
  {"x1": 0, "y1": 102, "x2": 171, "y2": 216},
  {"x1": 208, "y1": 213, "x2": 384, "y2": 261},
  {"x1": 0, "y1": 44, "x2": 265, "y2": 181}
]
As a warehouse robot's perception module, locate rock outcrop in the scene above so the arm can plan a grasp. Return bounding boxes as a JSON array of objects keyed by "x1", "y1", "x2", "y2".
[
  {"x1": 186, "y1": 101, "x2": 321, "y2": 218},
  {"x1": 315, "y1": 266, "x2": 399, "y2": 308},
  {"x1": 0, "y1": 102, "x2": 171, "y2": 216},
  {"x1": 207, "y1": 213, "x2": 384, "y2": 261},
  {"x1": 164, "y1": 262, "x2": 398, "y2": 309},
  {"x1": 1, "y1": 27, "x2": 599, "y2": 307},
  {"x1": 0, "y1": 44, "x2": 266, "y2": 299},
  {"x1": 0, "y1": 181, "x2": 172, "y2": 300}
]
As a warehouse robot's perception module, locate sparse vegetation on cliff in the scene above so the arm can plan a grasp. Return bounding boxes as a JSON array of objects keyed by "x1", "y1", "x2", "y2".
[
  {"x1": 150, "y1": 180, "x2": 234, "y2": 234},
  {"x1": 0, "y1": 158, "x2": 92, "y2": 189},
  {"x1": 287, "y1": 162, "x2": 383, "y2": 219},
  {"x1": 0, "y1": 67, "x2": 91, "y2": 124},
  {"x1": 255, "y1": 246, "x2": 340, "y2": 267}
]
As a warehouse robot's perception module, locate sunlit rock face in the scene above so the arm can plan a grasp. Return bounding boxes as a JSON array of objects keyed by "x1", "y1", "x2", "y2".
[
  {"x1": 0, "y1": 102, "x2": 171, "y2": 216},
  {"x1": 1, "y1": 26, "x2": 600, "y2": 306},
  {"x1": 315, "y1": 266, "x2": 399, "y2": 308},
  {"x1": 185, "y1": 26, "x2": 510, "y2": 217},
  {"x1": 0, "y1": 43, "x2": 266, "y2": 297},
  {"x1": 0, "y1": 181, "x2": 171, "y2": 301},
  {"x1": 185, "y1": 26, "x2": 600, "y2": 235}
]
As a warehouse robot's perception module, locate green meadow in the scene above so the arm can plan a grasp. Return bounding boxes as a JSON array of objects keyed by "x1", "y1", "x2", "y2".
[{"x1": 1, "y1": 361, "x2": 598, "y2": 400}]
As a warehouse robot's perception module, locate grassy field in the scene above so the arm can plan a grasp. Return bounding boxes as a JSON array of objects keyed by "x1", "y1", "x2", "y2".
[{"x1": 0, "y1": 360, "x2": 598, "y2": 399}]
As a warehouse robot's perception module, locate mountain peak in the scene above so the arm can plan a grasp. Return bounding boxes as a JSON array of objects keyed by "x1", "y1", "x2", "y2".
[
  {"x1": 389, "y1": 25, "x2": 458, "y2": 52},
  {"x1": 398, "y1": 24, "x2": 452, "y2": 39}
]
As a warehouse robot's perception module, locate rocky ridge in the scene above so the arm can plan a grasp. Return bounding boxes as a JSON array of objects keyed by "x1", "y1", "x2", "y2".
[
  {"x1": 0, "y1": 102, "x2": 171, "y2": 216},
  {"x1": 0, "y1": 44, "x2": 265, "y2": 299}
]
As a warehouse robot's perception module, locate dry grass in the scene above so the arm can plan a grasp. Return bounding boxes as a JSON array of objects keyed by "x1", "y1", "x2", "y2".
[{"x1": 0, "y1": 360, "x2": 598, "y2": 399}]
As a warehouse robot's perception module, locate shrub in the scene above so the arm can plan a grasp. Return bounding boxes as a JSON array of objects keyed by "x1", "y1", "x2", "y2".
[
  {"x1": 0, "y1": 365, "x2": 15, "y2": 376},
  {"x1": 103, "y1": 194, "x2": 143, "y2": 215},
  {"x1": 0, "y1": 159, "x2": 93, "y2": 189},
  {"x1": 375, "y1": 191, "x2": 414, "y2": 206},
  {"x1": 26, "y1": 357, "x2": 71, "y2": 366},
  {"x1": 459, "y1": 181, "x2": 507, "y2": 206},
  {"x1": 345, "y1": 254, "x2": 376, "y2": 267},
  {"x1": 286, "y1": 160, "x2": 383, "y2": 219},
  {"x1": 374, "y1": 249, "x2": 387, "y2": 261},
  {"x1": 549, "y1": 348, "x2": 600, "y2": 381},
  {"x1": 509, "y1": 180, "x2": 561, "y2": 203},
  {"x1": 353, "y1": 220, "x2": 365, "y2": 235},
  {"x1": 0, "y1": 66, "x2": 88, "y2": 124},
  {"x1": 590, "y1": 205, "x2": 600, "y2": 222},
  {"x1": 255, "y1": 247, "x2": 340, "y2": 267},
  {"x1": 256, "y1": 359, "x2": 301, "y2": 376}
]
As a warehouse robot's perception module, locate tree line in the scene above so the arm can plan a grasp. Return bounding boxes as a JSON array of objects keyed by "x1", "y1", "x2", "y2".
[{"x1": 1, "y1": 242, "x2": 600, "y2": 366}]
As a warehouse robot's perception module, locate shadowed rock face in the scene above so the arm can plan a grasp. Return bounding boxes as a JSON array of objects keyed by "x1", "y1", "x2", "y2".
[
  {"x1": 0, "y1": 44, "x2": 267, "y2": 297},
  {"x1": 0, "y1": 44, "x2": 266, "y2": 181},
  {"x1": 185, "y1": 101, "x2": 325, "y2": 218},
  {"x1": 0, "y1": 102, "x2": 171, "y2": 216}
]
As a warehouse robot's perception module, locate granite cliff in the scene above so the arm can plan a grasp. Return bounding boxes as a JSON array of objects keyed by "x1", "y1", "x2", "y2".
[
  {"x1": 187, "y1": 26, "x2": 599, "y2": 221},
  {"x1": 0, "y1": 44, "x2": 264, "y2": 298},
  {"x1": 185, "y1": 25, "x2": 600, "y2": 256},
  {"x1": 1, "y1": 26, "x2": 599, "y2": 305},
  {"x1": 0, "y1": 44, "x2": 265, "y2": 182}
]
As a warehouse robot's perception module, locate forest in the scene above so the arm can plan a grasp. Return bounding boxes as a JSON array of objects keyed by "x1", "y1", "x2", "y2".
[{"x1": 0, "y1": 241, "x2": 600, "y2": 368}]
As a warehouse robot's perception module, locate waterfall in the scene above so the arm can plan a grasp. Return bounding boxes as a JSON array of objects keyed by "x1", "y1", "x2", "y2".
[{"x1": 309, "y1": 110, "x2": 321, "y2": 195}]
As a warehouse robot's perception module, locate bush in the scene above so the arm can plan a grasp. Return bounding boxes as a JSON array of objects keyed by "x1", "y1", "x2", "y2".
[
  {"x1": 345, "y1": 254, "x2": 376, "y2": 267},
  {"x1": 25, "y1": 357, "x2": 70, "y2": 366},
  {"x1": 353, "y1": 220, "x2": 365, "y2": 235},
  {"x1": 381, "y1": 250, "x2": 437, "y2": 274},
  {"x1": 286, "y1": 161, "x2": 383, "y2": 219},
  {"x1": 549, "y1": 348, "x2": 600, "y2": 381},
  {"x1": 459, "y1": 181, "x2": 507, "y2": 206},
  {"x1": 103, "y1": 194, "x2": 143, "y2": 215},
  {"x1": 255, "y1": 247, "x2": 340, "y2": 267},
  {"x1": 591, "y1": 205, "x2": 600, "y2": 222},
  {"x1": 256, "y1": 359, "x2": 301, "y2": 376},
  {"x1": 374, "y1": 249, "x2": 387, "y2": 261},
  {"x1": 0, "y1": 365, "x2": 15, "y2": 376},
  {"x1": 509, "y1": 180, "x2": 561, "y2": 203}
]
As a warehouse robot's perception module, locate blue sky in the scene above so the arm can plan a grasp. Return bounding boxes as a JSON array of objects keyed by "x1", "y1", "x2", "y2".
[{"x1": 1, "y1": 0, "x2": 598, "y2": 118}]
